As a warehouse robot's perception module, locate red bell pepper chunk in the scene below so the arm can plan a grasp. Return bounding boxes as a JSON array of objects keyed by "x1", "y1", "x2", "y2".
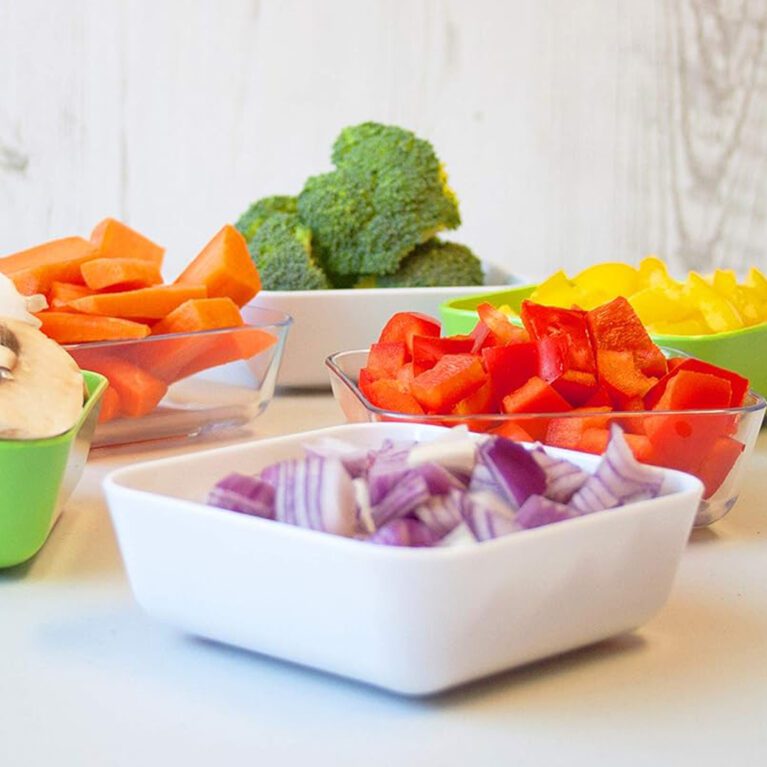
[
  {"x1": 366, "y1": 342, "x2": 409, "y2": 381},
  {"x1": 652, "y1": 369, "x2": 732, "y2": 411},
  {"x1": 574, "y1": 428, "x2": 655, "y2": 463},
  {"x1": 412, "y1": 334, "x2": 475, "y2": 375},
  {"x1": 378, "y1": 312, "x2": 440, "y2": 354},
  {"x1": 451, "y1": 380, "x2": 493, "y2": 417},
  {"x1": 364, "y1": 378, "x2": 425, "y2": 415},
  {"x1": 645, "y1": 358, "x2": 749, "y2": 409},
  {"x1": 469, "y1": 320, "x2": 500, "y2": 353},
  {"x1": 696, "y1": 436, "x2": 745, "y2": 498},
  {"x1": 489, "y1": 421, "x2": 534, "y2": 442},
  {"x1": 396, "y1": 361, "x2": 416, "y2": 391},
  {"x1": 587, "y1": 296, "x2": 667, "y2": 378},
  {"x1": 545, "y1": 407, "x2": 613, "y2": 450},
  {"x1": 410, "y1": 353, "x2": 487, "y2": 414},
  {"x1": 501, "y1": 376, "x2": 572, "y2": 440},
  {"x1": 358, "y1": 367, "x2": 375, "y2": 400},
  {"x1": 596, "y1": 349, "x2": 658, "y2": 401},
  {"x1": 476, "y1": 303, "x2": 530, "y2": 346},
  {"x1": 482, "y1": 342, "x2": 539, "y2": 409},
  {"x1": 521, "y1": 301, "x2": 597, "y2": 374}
]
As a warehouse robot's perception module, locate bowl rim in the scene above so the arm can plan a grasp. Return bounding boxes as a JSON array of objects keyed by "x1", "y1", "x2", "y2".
[
  {"x1": 439, "y1": 283, "x2": 767, "y2": 341},
  {"x1": 325, "y1": 348, "x2": 767, "y2": 421},
  {"x1": 62, "y1": 306, "x2": 293, "y2": 352}
]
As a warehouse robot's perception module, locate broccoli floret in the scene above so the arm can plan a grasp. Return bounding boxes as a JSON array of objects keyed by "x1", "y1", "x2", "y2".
[
  {"x1": 248, "y1": 212, "x2": 331, "y2": 291},
  {"x1": 297, "y1": 122, "x2": 460, "y2": 277},
  {"x1": 235, "y1": 196, "x2": 297, "y2": 241},
  {"x1": 366, "y1": 239, "x2": 484, "y2": 288}
]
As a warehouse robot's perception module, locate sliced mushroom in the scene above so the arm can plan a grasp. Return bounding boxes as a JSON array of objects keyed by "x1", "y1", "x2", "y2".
[{"x1": 0, "y1": 317, "x2": 84, "y2": 439}]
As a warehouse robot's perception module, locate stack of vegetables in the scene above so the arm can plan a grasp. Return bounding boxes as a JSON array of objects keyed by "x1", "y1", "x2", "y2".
[
  {"x1": 235, "y1": 122, "x2": 484, "y2": 291},
  {"x1": 0, "y1": 219, "x2": 273, "y2": 423},
  {"x1": 356, "y1": 298, "x2": 751, "y2": 499},
  {"x1": 207, "y1": 427, "x2": 666, "y2": 547},
  {"x1": 527, "y1": 257, "x2": 767, "y2": 335}
]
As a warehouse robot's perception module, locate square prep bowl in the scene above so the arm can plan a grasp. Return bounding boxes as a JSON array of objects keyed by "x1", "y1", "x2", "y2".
[
  {"x1": 326, "y1": 350, "x2": 766, "y2": 527},
  {"x1": 103, "y1": 422, "x2": 702, "y2": 696},
  {"x1": 248, "y1": 266, "x2": 518, "y2": 388},
  {"x1": 440, "y1": 284, "x2": 767, "y2": 397},
  {"x1": 64, "y1": 305, "x2": 291, "y2": 448},
  {"x1": 0, "y1": 370, "x2": 107, "y2": 568}
]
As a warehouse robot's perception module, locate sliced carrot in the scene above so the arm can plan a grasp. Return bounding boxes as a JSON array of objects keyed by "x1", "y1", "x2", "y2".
[
  {"x1": 67, "y1": 284, "x2": 207, "y2": 320},
  {"x1": 74, "y1": 354, "x2": 167, "y2": 418},
  {"x1": 151, "y1": 297, "x2": 244, "y2": 336},
  {"x1": 1, "y1": 237, "x2": 98, "y2": 295},
  {"x1": 48, "y1": 281, "x2": 96, "y2": 310},
  {"x1": 97, "y1": 386, "x2": 122, "y2": 423},
  {"x1": 81, "y1": 257, "x2": 163, "y2": 291},
  {"x1": 37, "y1": 311, "x2": 151, "y2": 343},
  {"x1": 175, "y1": 225, "x2": 261, "y2": 307},
  {"x1": 90, "y1": 218, "x2": 165, "y2": 266}
]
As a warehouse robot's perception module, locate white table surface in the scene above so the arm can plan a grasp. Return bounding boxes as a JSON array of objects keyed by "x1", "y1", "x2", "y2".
[{"x1": 2, "y1": 393, "x2": 766, "y2": 767}]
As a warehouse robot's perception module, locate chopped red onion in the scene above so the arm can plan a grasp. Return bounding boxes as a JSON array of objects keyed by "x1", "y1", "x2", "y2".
[
  {"x1": 207, "y1": 473, "x2": 275, "y2": 519},
  {"x1": 530, "y1": 447, "x2": 589, "y2": 503},
  {"x1": 410, "y1": 461, "x2": 467, "y2": 495},
  {"x1": 515, "y1": 494, "x2": 576, "y2": 529},
  {"x1": 461, "y1": 490, "x2": 519, "y2": 541},
  {"x1": 367, "y1": 443, "x2": 414, "y2": 505},
  {"x1": 273, "y1": 456, "x2": 357, "y2": 536},
  {"x1": 569, "y1": 426, "x2": 664, "y2": 515},
  {"x1": 478, "y1": 436, "x2": 547, "y2": 510},
  {"x1": 369, "y1": 518, "x2": 441, "y2": 547},
  {"x1": 353, "y1": 477, "x2": 375, "y2": 534},
  {"x1": 371, "y1": 471, "x2": 431, "y2": 528},
  {"x1": 414, "y1": 488, "x2": 463, "y2": 537},
  {"x1": 304, "y1": 437, "x2": 371, "y2": 478},
  {"x1": 407, "y1": 436, "x2": 477, "y2": 475}
]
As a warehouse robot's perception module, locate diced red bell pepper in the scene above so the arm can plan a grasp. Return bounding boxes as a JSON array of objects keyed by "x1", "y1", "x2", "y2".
[
  {"x1": 623, "y1": 433, "x2": 655, "y2": 463},
  {"x1": 396, "y1": 362, "x2": 416, "y2": 391},
  {"x1": 596, "y1": 349, "x2": 658, "y2": 401},
  {"x1": 378, "y1": 312, "x2": 440, "y2": 354},
  {"x1": 489, "y1": 421, "x2": 534, "y2": 442},
  {"x1": 501, "y1": 376, "x2": 572, "y2": 440},
  {"x1": 696, "y1": 436, "x2": 744, "y2": 498},
  {"x1": 410, "y1": 353, "x2": 487, "y2": 414},
  {"x1": 476, "y1": 303, "x2": 530, "y2": 346},
  {"x1": 545, "y1": 407, "x2": 613, "y2": 450},
  {"x1": 587, "y1": 296, "x2": 667, "y2": 378},
  {"x1": 482, "y1": 342, "x2": 539, "y2": 409},
  {"x1": 451, "y1": 381, "x2": 494, "y2": 431},
  {"x1": 366, "y1": 342, "x2": 409, "y2": 381},
  {"x1": 359, "y1": 367, "x2": 375, "y2": 400},
  {"x1": 652, "y1": 369, "x2": 732, "y2": 411},
  {"x1": 470, "y1": 320, "x2": 500, "y2": 353},
  {"x1": 645, "y1": 358, "x2": 749, "y2": 409},
  {"x1": 521, "y1": 301, "x2": 597, "y2": 374},
  {"x1": 583, "y1": 385, "x2": 612, "y2": 408},
  {"x1": 412, "y1": 334, "x2": 475, "y2": 375},
  {"x1": 574, "y1": 428, "x2": 655, "y2": 463},
  {"x1": 364, "y1": 378, "x2": 425, "y2": 415},
  {"x1": 535, "y1": 336, "x2": 598, "y2": 406}
]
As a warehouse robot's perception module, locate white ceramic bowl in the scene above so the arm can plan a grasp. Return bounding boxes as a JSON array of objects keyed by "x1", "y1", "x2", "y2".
[
  {"x1": 248, "y1": 266, "x2": 518, "y2": 387},
  {"x1": 104, "y1": 423, "x2": 702, "y2": 696}
]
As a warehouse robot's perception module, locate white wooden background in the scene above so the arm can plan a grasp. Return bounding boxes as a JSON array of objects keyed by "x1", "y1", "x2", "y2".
[{"x1": 1, "y1": 0, "x2": 766, "y2": 280}]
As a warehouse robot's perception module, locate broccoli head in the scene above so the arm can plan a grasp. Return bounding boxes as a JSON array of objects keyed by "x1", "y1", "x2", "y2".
[
  {"x1": 367, "y1": 238, "x2": 484, "y2": 288},
  {"x1": 235, "y1": 196, "x2": 297, "y2": 241},
  {"x1": 297, "y1": 122, "x2": 460, "y2": 277},
  {"x1": 248, "y1": 212, "x2": 330, "y2": 291}
]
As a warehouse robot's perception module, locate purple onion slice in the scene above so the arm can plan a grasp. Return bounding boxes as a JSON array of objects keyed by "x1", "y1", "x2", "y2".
[
  {"x1": 207, "y1": 473, "x2": 275, "y2": 519},
  {"x1": 414, "y1": 488, "x2": 464, "y2": 538},
  {"x1": 515, "y1": 494, "x2": 576, "y2": 529},
  {"x1": 477, "y1": 436, "x2": 547, "y2": 510},
  {"x1": 530, "y1": 447, "x2": 589, "y2": 503},
  {"x1": 368, "y1": 518, "x2": 441, "y2": 547},
  {"x1": 461, "y1": 490, "x2": 518, "y2": 541}
]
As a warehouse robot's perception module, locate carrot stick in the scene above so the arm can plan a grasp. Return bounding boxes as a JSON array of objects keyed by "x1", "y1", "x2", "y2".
[
  {"x1": 151, "y1": 297, "x2": 244, "y2": 335},
  {"x1": 81, "y1": 258, "x2": 163, "y2": 291},
  {"x1": 90, "y1": 218, "x2": 165, "y2": 266},
  {"x1": 67, "y1": 284, "x2": 207, "y2": 320},
  {"x1": 36, "y1": 311, "x2": 151, "y2": 343}
]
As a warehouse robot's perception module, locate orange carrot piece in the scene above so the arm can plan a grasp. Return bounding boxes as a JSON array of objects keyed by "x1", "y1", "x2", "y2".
[
  {"x1": 74, "y1": 354, "x2": 167, "y2": 418},
  {"x1": 151, "y1": 297, "x2": 244, "y2": 335},
  {"x1": 36, "y1": 311, "x2": 151, "y2": 343},
  {"x1": 81, "y1": 257, "x2": 163, "y2": 291},
  {"x1": 67, "y1": 284, "x2": 207, "y2": 320},
  {"x1": 175, "y1": 225, "x2": 261, "y2": 307},
  {"x1": 48, "y1": 281, "x2": 96, "y2": 310},
  {"x1": 90, "y1": 218, "x2": 165, "y2": 266},
  {"x1": 97, "y1": 386, "x2": 122, "y2": 423},
  {"x1": 0, "y1": 237, "x2": 98, "y2": 295}
]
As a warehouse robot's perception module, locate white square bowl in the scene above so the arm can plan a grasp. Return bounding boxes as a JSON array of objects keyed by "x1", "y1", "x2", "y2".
[{"x1": 103, "y1": 423, "x2": 702, "y2": 696}]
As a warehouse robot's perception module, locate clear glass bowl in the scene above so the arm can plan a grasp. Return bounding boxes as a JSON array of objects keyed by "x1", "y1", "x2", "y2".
[
  {"x1": 66, "y1": 306, "x2": 292, "y2": 448},
  {"x1": 326, "y1": 349, "x2": 766, "y2": 527}
]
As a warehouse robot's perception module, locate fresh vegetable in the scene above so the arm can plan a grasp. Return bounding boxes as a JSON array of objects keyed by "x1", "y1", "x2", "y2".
[
  {"x1": 528, "y1": 258, "x2": 767, "y2": 335},
  {"x1": 90, "y1": 218, "x2": 165, "y2": 265},
  {"x1": 356, "y1": 299, "x2": 753, "y2": 500},
  {"x1": 365, "y1": 239, "x2": 483, "y2": 288},
  {"x1": 235, "y1": 122, "x2": 482, "y2": 291},
  {"x1": 67, "y1": 284, "x2": 208, "y2": 320},
  {"x1": 48, "y1": 282, "x2": 95, "y2": 310},
  {"x1": 150, "y1": 297, "x2": 244, "y2": 336},
  {"x1": 80, "y1": 258, "x2": 163, "y2": 291},
  {"x1": 246, "y1": 212, "x2": 330, "y2": 291},
  {"x1": 36, "y1": 312, "x2": 151, "y2": 343},
  {"x1": 175, "y1": 225, "x2": 261, "y2": 307},
  {"x1": 206, "y1": 428, "x2": 665, "y2": 546}
]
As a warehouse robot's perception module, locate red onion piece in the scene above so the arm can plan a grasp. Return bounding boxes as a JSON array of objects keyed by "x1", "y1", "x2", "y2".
[
  {"x1": 368, "y1": 518, "x2": 441, "y2": 547},
  {"x1": 478, "y1": 436, "x2": 547, "y2": 510},
  {"x1": 530, "y1": 447, "x2": 589, "y2": 503},
  {"x1": 207, "y1": 473, "x2": 275, "y2": 519},
  {"x1": 515, "y1": 494, "x2": 575, "y2": 529}
]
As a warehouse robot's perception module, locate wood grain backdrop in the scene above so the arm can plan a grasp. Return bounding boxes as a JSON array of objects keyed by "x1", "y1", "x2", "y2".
[{"x1": 1, "y1": 0, "x2": 766, "y2": 280}]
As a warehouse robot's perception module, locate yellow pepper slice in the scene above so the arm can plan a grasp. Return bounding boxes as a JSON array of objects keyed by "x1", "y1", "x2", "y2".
[{"x1": 684, "y1": 272, "x2": 744, "y2": 333}]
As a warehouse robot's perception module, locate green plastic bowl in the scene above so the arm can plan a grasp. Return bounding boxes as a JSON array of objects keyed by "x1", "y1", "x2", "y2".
[
  {"x1": 0, "y1": 370, "x2": 108, "y2": 568},
  {"x1": 440, "y1": 284, "x2": 767, "y2": 397}
]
